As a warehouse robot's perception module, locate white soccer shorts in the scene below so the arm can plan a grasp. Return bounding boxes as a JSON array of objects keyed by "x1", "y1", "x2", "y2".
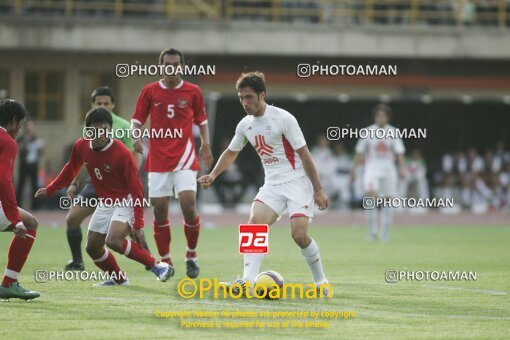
[
  {"x1": 0, "y1": 202, "x2": 13, "y2": 232},
  {"x1": 254, "y1": 176, "x2": 314, "y2": 219},
  {"x1": 88, "y1": 204, "x2": 134, "y2": 235},
  {"x1": 148, "y1": 170, "x2": 197, "y2": 198},
  {"x1": 363, "y1": 171, "x2": 398, "y2": 197}
]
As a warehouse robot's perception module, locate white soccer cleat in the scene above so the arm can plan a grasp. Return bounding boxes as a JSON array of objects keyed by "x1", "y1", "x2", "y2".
[
  {"x1": 218, "y1": 277, "x2": 252, "y2": 296},
  {"x1": 316, "y1": 281, "x2": 333, "y2": 298},
  {"x1": 151, "y1": 262, "x2": 174, "y2": 282},
  {"x1": 94, "y1": 278, "x2": 129, "y2": 287}
]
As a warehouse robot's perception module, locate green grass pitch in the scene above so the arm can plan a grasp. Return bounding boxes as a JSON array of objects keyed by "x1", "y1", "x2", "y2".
[{"x1": 0, "y1": 224, "x2": 509, "y2": 339}]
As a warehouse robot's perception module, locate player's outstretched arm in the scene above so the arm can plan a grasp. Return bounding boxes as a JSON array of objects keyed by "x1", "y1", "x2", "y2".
[
  {"x1": 296, "y1": 145, "x2": 328, "y2": 210},
  {"x1": 37, "y1": 142, "x2": 84, "y2": 197},
  {"x1": 198, "y1": 148, "x2": 239, "y2": 189}
]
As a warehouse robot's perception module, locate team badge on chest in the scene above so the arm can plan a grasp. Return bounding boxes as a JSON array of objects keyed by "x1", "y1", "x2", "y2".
[
  {"x1": 178, "y1": 98, "x2": 188, "y2": 108},
  {"x1": 104, "y1": 163, "x2": 112, "y2": 172}
]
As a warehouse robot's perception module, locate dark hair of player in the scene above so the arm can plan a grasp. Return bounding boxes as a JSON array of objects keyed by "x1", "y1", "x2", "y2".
[
  {"x1": 91, "y1": 86, "x2": 115, "y2": 103},
  {"x1": 85, "y1": 108, "x2": 113, "y2": 128},
  {"x1": 372, "y1": 103, "x2": 393, "y2": 119},
  {"x1": 0, "y1": 99, "x2": 28, "y2": 127},
  {"x1": 236, "y1": 71, "x2": 266, "y2": 95},
  {"x1": 159, "y1": 48, "x2": 185, "y2": 65}
]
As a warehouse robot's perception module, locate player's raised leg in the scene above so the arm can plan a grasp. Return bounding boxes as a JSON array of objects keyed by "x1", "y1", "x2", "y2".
[
  {"x1": 178, "y1": 190, "x2": 201, "y2": 278},
  {"x1": 0, "y1": 208, "x2": 40, "y2": 300},
  {"x1": 106, "y1": 219, "x2": 173, "y2": 282}
]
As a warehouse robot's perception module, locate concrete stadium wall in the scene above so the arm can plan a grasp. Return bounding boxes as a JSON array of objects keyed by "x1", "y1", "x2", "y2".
[{"x1": 2, "y1": 17, "x2": 510, "y2": 59}]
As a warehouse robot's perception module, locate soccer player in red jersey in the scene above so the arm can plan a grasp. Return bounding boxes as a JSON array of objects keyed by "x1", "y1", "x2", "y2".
[
  {"x1": 0, "y1": 99, "x2": 40, "y2": 300},
  {"x1": 131, "y1": 48, "x2": 213, "y2": 279},
  {"x1": 35, "y1": 108, "x2": 172, "y2": 285}
]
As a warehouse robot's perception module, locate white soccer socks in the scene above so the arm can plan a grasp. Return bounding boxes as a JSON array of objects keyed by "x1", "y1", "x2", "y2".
[
  {"x1": 300, "y1": 238, "x2": 327, "y2": 284},
  {"x1": 380, "y1": 207, "x2": 393, "y2": 241},
  {"x1": 243, "y1": 253, "x2": 265, "y2": 283},
  {"x1": 366, "y1": 208, "x2": 378, "y2": 240}
]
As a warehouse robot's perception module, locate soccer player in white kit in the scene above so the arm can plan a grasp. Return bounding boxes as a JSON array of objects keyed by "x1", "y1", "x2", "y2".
[
  {"x1": 351, "y1": 104, "x2": 405, "y2": 242},
  {"x1": 198, "y1": 72, "x2": 331, "y2": 296}
]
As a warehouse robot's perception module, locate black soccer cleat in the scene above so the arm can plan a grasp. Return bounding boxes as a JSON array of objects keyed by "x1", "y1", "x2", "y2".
[
  {"x1": 65, "y1": 260, "x2": 85, "y2": 271},
  {"x1": 185, "y1": 259, "x2": 200, "y2": 279}
]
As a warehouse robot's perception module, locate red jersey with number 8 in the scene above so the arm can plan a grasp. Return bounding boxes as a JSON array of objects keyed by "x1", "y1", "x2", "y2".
[
  {"x1": 131, "y1": 80, "x2": 207, "y2": 172},
  {"x1": 45, "y1": 139, "x2": 145, "y2": 228}
]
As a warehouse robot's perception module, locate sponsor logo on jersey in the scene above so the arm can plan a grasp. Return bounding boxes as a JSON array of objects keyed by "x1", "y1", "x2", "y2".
[
  {"x1": 104, "y1": 163, "x2": 112, "y2": 172},
  {"x1": 263, "y1": 157, "x2": 279, "y2": 165},
  {"x1": 254, "y1": 135, "x2": 273, "y2": 157},
  {"x1": 265, "y1": 125, "x2": 271, "y2": 135},
  {"x1": 376, "y1": 141, "x2": 389, "y2": 155}
]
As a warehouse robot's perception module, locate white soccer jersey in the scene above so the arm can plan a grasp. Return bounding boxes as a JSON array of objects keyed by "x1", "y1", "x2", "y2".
[
  {"x1": 355, "y1": 124, "x2": 405, "y2": 174},
  {"x1": 228, "y1": 105, "x2": 307, "y2": 184}
]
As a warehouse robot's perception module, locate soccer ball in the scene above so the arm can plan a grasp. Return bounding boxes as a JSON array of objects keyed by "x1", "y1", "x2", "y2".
[{"x1": 254, "y1": 270, "x2": 284, "y2": 300}]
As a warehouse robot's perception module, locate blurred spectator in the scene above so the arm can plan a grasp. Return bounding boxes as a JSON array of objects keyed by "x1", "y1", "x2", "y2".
[
  {"x1": 329, "y1": 143, "x2": 352, "y2": 210},
  {"x1": 461, "y1": 147, "x2": 484, "y2": 206},
  {"x1": 484, "y1": 148, "x2": 501, "y2": 173},
  {"x1": 495, "y1": 140, "x2": 510, "y2": 165},
  {"x1": 440, "y1": 151, "x2": 465, "y2": 201},
  {"x1": 454, "y1": 0, "x2": 476, "y2": 26},
  {"x1": 311, "y1": 134, "x2": 335, "y2": 197},
  {"x1": 16, "y1": 121, "x2": 44, "y2": 210},
  {"x1": 38, "y1": 159, "x2": 62, "y2": 210},
  {"x1": 436, "y1": 142, "x2": 510, "y2": 213},
  {"x1": 499, "y1": 162, "x2": 510, "y2": 209},
  {"x1": 401, "y1": 149, "x2": 429, "y2": 200},
  {"x1": 213, "y1": 138, "x2": 244, "y2": 209}
]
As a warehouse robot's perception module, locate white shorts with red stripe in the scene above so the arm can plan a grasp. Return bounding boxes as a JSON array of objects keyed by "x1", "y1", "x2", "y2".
[
  {"x1": 254, "y1": 175, "x2": 314, "y2": 220},
  {"x1": 148, "y1": 170, "x2": 197, "y2": 198}
]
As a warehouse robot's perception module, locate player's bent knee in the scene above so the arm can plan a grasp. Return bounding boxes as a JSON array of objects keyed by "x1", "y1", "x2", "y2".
[
  {"x1": 85, "y1": 243, "x2": 102, "y2": 258},
  {"x1": 105, "y1": 237, "x2": 123, "y2": 253},
  {"x1": 248, "y1": 213, "x2": 271, "y2": 224},
  {"x1": 182, "y1": 208, "x2": 197, "y2": 222},
  {"x1": 291, "y1": 231, "x2": 309, "y2": 248},
  {"x1": 151, "y1": 199, "x2": 168, "y2": 218},
  {"x1": 24, "y1": 215, "x2": 39, "y2": 231},
  {"x1": 248, "y1": 217, "x2": 263, "y2": 224},
  {"x1": 66, "y1": 210, "x2": 83, "y2": 229}
]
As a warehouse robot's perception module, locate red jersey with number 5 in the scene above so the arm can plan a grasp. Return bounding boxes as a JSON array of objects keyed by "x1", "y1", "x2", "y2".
[{"x1": 131, "y1": 80, "x2": 207, "y2": 172}]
